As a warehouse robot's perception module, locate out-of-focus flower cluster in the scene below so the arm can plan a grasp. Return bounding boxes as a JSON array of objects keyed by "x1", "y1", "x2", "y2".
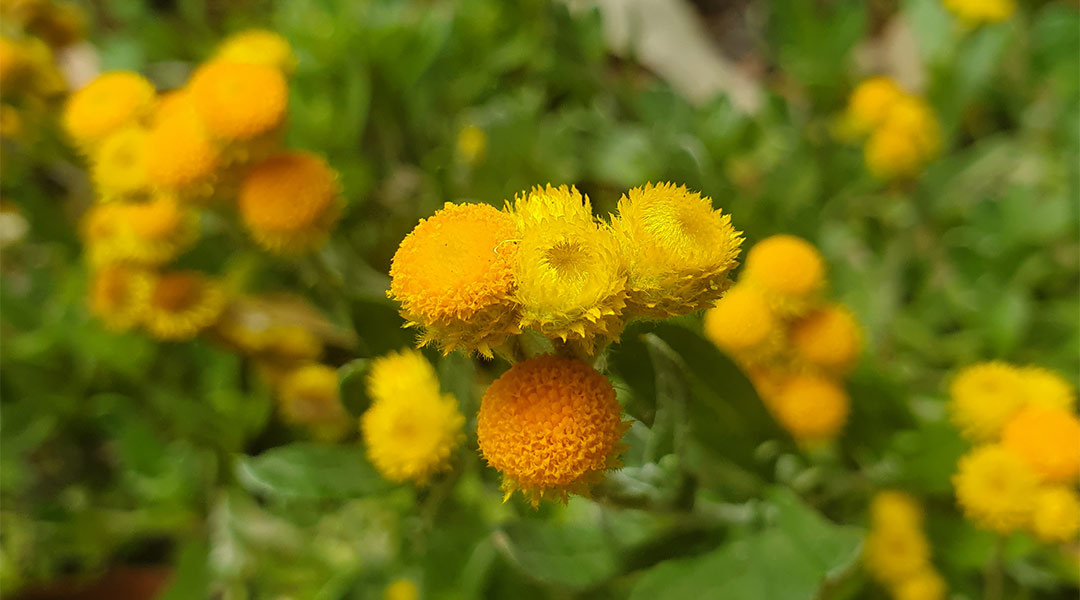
[
  {"x1": 703, "y1": 234, "x2": 861, "y2": 444},
  {"x1": 840, "y1": 77, "x2": 942, "y2": 181},
  {"x1": 864, "y1": 491, "x2": 948, "y2": 600},
  {"x1": 942, "y1": 0, "x2": 1015, "y2": 26},
  {"x1": 947, "y1": 362, "x2": 1080, "y2": 543}
]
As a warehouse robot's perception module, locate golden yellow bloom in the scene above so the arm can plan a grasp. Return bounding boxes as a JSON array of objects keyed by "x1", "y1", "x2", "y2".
[
  {"x1": 237, "y1": 151, "x2": 341, "y2": 253},
  {"x1": 509, "y1": 185, "x2": 626, "y2": 349},
  {"x1": 953, "y1": 444, "x2": 1038, "y2": 533},
  {"x1": 388, "y1": 202, "x2": 519, "y2": 357},
  {"x1": 741, "y1": 235, "x2": 825, "y2": 316},
  {"x1": 188, "y1": 60, "x2": 288, "y2": 142},
  {"x1": 81, "y1": 203, "x2": 131, "y2": 266},
  {"x1": 863, "y1": 523, "x2": 930, "y2": 585},
  {"x1": 214, "y1": 29, "x2": 296, "y2": 75},
  {"x1": 0, "y1": 103, "x2": 21, "y2": 139},
  {"x1": 610, "y1": 182, "x2": 742, "y2": 318},
  {"x1": 943, "y1": 0, "x2": 1015, "y2": 25},
  {"x1": 384, "y1": 579, "x2": 419, "y2": 600},
  {"x1": 144, "y1": 97, "x2": 220, "y2": 193},
  {"x1": 702, "y1": 283, "x2": 779, "y2": 360},
  {"x1": 948, "y1": 361, "x2": 1025, "y2": 441},
  {"x1": 91, "y1": 126, "x2": 150, "y2": 200},
  {"x1": 361, "y1": 351, "x2": 464, "y2": 485},
  {"x1": 790, "y1": 304, "x2": 862, "y2": 375},
  {"x1": 88, "y1": 265, "x2": 150, "y2": 331},
  {"x1": 1019, "y1": 366, "x2": 1076, "y2": 411},
  {"x1": 476, "y1": 355, "x2": 630, "y2": 506},
  {"x1": 0, "y1": 37, "x2": 30, "y2": 91},
  {"x1": 278, "y1": 364, "x2": 351, "y2": 442},
  {"x1": 115, "y1": 196, "x2": 199, "y2": 265},
  {"x1": 869, "y1": 490, "x2": 923, "y2": 532},
  {"x1": 1030, "y1": 486, "x2": 1080, "y2": 544},
  {"x1": 1001, "y1": 405, "x2": 1080, "y2": 484},
  {"x1": 769, "y1": 374, "x2": 849, "y2": 442},
  {"x1": 138, "y1": 270, "x2": 226, "y2": 341},
  {"x1": 62, "y1": 71, "x2": 155, "y2": 148},
  {"x1": 893, "y1": 568, "x2": 947, "y2": 600},
  {"x1": 846, "y1": 76, "x2": 904, "y2": 136},
  {"x1": 456, "y1": 124, "x2": 486, "y2": 165},
  {"x1": 865, "y1": 123, "x2": 923, "y2": 181}
]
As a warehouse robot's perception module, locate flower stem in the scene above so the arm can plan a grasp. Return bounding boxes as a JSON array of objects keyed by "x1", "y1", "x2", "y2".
[{"x1": 984, "y1": 535, "x2": 1005, "y2": 600}]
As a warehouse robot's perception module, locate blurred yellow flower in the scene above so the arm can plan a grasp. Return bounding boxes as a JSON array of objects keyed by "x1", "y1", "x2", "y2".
[
  {"x1": 384, "y1": 579, "x2": 419, "y2": 600},
  {"x1": 611, "y1": 182, "x2": 742, "y2": 318},
  {"x1": 1018, "y1": 366, "x2": 1076, "y2": 411},
  {"x1": 115, "y1": 196, "x2": 199, "y2": 266},
  {"x1": 943, "y1": 0, "x2": 1015, "y2": 25},
  {"x1": 1030, "y1": 486, "x2": 1080, "y2": 544},
  {"x1": 863, "y1": 522, "x2": 930, "y2": 584},
  {"x1": 947, "y1": 361, "x2": 1025, "y2": 441},
  {"x1": 88, "y1": 265, "x2": 150, "y2": 331},
  {"x1": 91, "y1": 126, "x2": 150, "y2": 200},
  {"x1": 456, "y1": 124, "x2": 487, "y2": 165},
  {"x1": 0, "y1": 37, "x2": 30, "y2": 90},
  {"x1": 953, "y1": 444, "x2": 1038, "y2": 533},
  {"x1": 789, "y1": 303, "x2": 862, "y2": 375},
  {"x1": 278, "y1": 363, "x2": 351, "y2": 442},
  {"x1": 869, "y1": 490, "x2": 923, "y2": 532},
  {"x1": 770, "y1": 374, "x2": 849, "y2": 443},
  {"x1": 477, "y1": 355, "x2": 629, "y2": 506},
  {"x1": 238, "y1": 151, "x2": 341, "y2": 253},
  {"x1": 62, "y1": 71, "x2": 155, "y2": 148},
  {"x1": 138, "y1": 270, "x2": 226, "y2": 341},
  {"x1": 188, "y1": 60, "x2": 288, "y2": 142},
  {"x1": 144, "y1": 97, "x2": 220, "y2": 194},
  {"x1": 1001, "y1": 405, "x2": 1080, "y2": 483},
  {"x1": 741, "y1": 234, "x2": 825, "y2": 319},
  {"x1": 892, "y1": 568, "x2": 947, "y2": 600},
  {"x1": 702, "y1": 283, "x2": 779, "y2": 360},
  {"x1": 361, "y1": 351, "x2": 463, "y2": 485},
  {"x1": 388, "y1": 202, "x2": 519, "y2": 357},
  {"x1": 215, "y1": 29, "x2": 296, "y2": 75},
  {"x1": 846, "y1": 76, "x2": 904, "y2": 136}
]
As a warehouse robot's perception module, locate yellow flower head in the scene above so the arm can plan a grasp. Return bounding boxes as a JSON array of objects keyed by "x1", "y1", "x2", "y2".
[
  {"x1": 456, "y1": 124, "x2": 487, "y2": 165},
  {"x1": 943, "y1": 0, "x2": 1015, "y2": 25},
  {"x1": 91, "y1": 126, "x2": 150, "y2": 200},
  {"x1": 0, "y1": 36, "x2": 30, "y2": 90},
  {"x1": 188, "y1": 60, "x2": 288, "y2": 142},
  {"x1": 88, "y1": 265, "x2": 150, "y2": 331},
  {"x1": 893, "y1": 568, "x2": 947, "y2": 600},
  {"x1": 278, "y1": 363, "x2": 350, "y2": 442},
  {"x1": 741, "y1": 235, "x2": 825, "y2": 316},
  {"x1": 869, "y1": 490, "x2": 923, "y2": 531},
  {"x1": 29, "y1": 1, "x2": 86, "y2": 49},
  {"x1": 144, "y1": 97, "x2": 220, "y2": 193},
  {"x1": 770, "y1": 374, "x2": 849, "y2": 443},
  {"x1": 702, "y1": 283, "x2": 779, "y2": 360},
  {"x1": 384, "y1": 579, "x2": 419, "y2": 600},
  {"x1": 1030, "y1": 486, "x2": 1080, "y2": 544},
  {"x1": 865, "y1": 124, "x2": 923, "y2": 180},
  {"x1": 882, "y1": 95, "x2": 941, "y2": 157},
  {"x1": 953, "y1": 444, "x2": 1038, "y2": 533},
  {"x1": 214, "y1": 29, "x2": 296, "y2": 75},
  {"x1": 1019, "y1": 366, "x2": 1076, "y2": 411},
  {"x1": 361, "y1": 351, "x2": 464, "y2": 485},
  {"x1": 1001, "y1": 405, "x2": 1080, "y2": 484},
  {"x1": 948, "y1": 361, "x2": 1025, "y2": 441},
  {"x1": 863, "y1": 523, "x2": 930, "y2": 585},
  {"x1": 237, "y1": 151, "x2": 341, "y2": 253},
  {"x1": 509, "y1": 185, "x2": 626, "y2": 349},
  {"x1": 610, "y1": 182, "x2": 742, "y2": 318},
  {"x1": 81, "y1": 202, "x2": 127, "y2": 265},
  {"x1": 62, "y1": 71, "x2": 155, "y2": 148},
  {"x1": 790, "y1": 303, "x2": 862, "y2": 375},
  {"x1": 138, "y1": 270, "x2": 226, "y2": 341},
  {"x1": 846, "y1": 76, "x2": 904, "y2": 136},
  {"x1": 115, "y1": 196, "x2": 199, "y2": 265},
  {"x1": 388, "y1": 202, "x2": 519, "y2": 357},
  {"x1": 476, "y1": 355, "x2": 630, "y2": 506}
]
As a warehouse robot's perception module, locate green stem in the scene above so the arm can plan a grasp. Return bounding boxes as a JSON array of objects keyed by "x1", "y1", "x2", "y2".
[{"x1": 984, "y1": 535, "x2": 1005, "y2": 600}]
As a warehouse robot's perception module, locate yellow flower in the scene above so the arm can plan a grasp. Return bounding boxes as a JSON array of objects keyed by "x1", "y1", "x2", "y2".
[
  {"x1": 81, "y1": 202, "x2": 125, "y2": 265},
  {"x1": 0, "y1": 103, "x2": 21, "y2": 140},
  {"x1": 702, "y1": 283, "x2": 779, "y2": 361},
  {"x1": 610, "y1": 182, "x2": 742, "y2": 318},
  {"x1": 1018, "y1": 366, "x2": 1076, "y2": 411},
  {"x1": 456, "y1": 124, "x2": 487, "y2": 165},
  {"x1": 90, "y1": 126, "x2": 150, "y2": 200},
  {"x1": 278, "y1": 364, "x2": 351, "y2": 442},
  {"x1": 869, "y1": 490, "x2": 923, "y2": 532},
  {"x1": 948, "y1": 361, "x2": 1025, "y2": 441},
  {"x1": 509, "y1": 185, "x2": 626, "y2": 350},
  {"x1": 864, "y1": 523, "x2": 930, "y2": 585},
  {"x1": 769, "y1": 374, "x2": 849, "y2": 443},
  {"x1": 214, "y1": 29, "x2": 296, "y2": 75},
  {"x1": 0, "y1": 37, "x2": 30, "y2": 91},
  {"x1": 138, "y1": 270, "x2": 226, "y2": 341},
  {"x1": 384, "y1": 579, "x2": 419, "y2": 600},
  {"x1": 237, "y1": 151, "x2": 341, "y2": 253},
  {"x1": 1001, "y1": 405, "x2": 1080, "y2": 484},
  {"x1": 361, "y1": 351, "x2": 464, "y2": 485},
  {"x1": 741, "y1": 235, "x2": 825, "y2": 316},
  {"x1": 28, "y1": 1, "x2": 86, "y2": 49},
  {"x1": 476, "y1": 355, "x2": 630, "y2": 506},
  {"x1": 789, "y1": 303, "x2": 862, "y2": 375},
  {"x1": 953, "y1": 445, "x2": 1038, "y2": 533},
  {"x1": 88, "y1": 265, "x2": 150, "y2": 331},
  {"x1": 144, "y1": 96, "x2": 220, "y2": 194},
  {"x1": 1029, "y1": 486, "x2": 1080, "y2": 544},
  {"x1": 943, "y1": 0, "x2": 1015, "y2": 25},
  {"x1": 865, "y1": 95, "x2": 941, "y2": 181},
  {"x1": 188, "y1": 60, "x2": 288, "y2": 142},
  {"x1": 893, "y1": 568, "x2": 947, "y2": 600},
  {"x1": 118, "y1": 196, "x2": 199, "y2": 266},
  {"x1": 846, "y1": 76, "x2": 904, "y2": 136},
  {"x1": 388, "y1": 202, "x2": 519, "y2": 357},
  {"x1": 62, "y1": 71, "x2": 155, "y2": 148}
]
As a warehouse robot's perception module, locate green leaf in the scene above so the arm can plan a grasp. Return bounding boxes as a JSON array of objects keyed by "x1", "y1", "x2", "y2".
[
  {"x1": 494, "y1": 519, "x2": 620, "y2": 590},
  {"x1": 158, "y1": 539, "x2": 210, "y2": 600},
  {"x1": 338, "y1": 359, "x2": 373, "y2": 417},
  {"x1": 234, "y1": 443, "x2": 393, "y2": 500}
]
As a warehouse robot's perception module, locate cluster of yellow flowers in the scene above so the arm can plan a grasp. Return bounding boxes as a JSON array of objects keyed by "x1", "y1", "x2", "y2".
[
  {"x1": 942, "y1": 0, "x2": 1015, "y2": 26},
  {"x1": 703, "y1": 235, "x2": 861, "y2": 444},
  {"x1": 842, "y1": 77, "x2": 942, "y2": 181},
  {"x1": 387, "y1": 182, "x2": 738, "y2": 504},
  {"x1": 949, "y1": 362, "x2": 1080, "y2": 543},
  {"x1": 864, "y1": 491, "x2": 947, "y2": 600}
]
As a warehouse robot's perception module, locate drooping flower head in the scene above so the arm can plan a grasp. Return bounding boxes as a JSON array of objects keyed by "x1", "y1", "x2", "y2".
[
  {"x1": 1030, "y1": 486, "x2": 1080, "y2": 544},
  {"x1": 769, "y1": 374, "x2": 850, "y2": 443},
  {"x1": 476, "y1": 355, "x2": 630, "y2": 506},
  {"x1": 214, "y1": 29, "x2": 296, "y2": 75},
  {"x1": 741, "y1": 235, "x2": 825, "y2": 316},
  {"x1": 62, "y1": 71, "x2": 155, "y2": 148},
  {"x1": 953, "y1": 444, "x2": 1038, "y2": 533},
  {"x1": 610, "y1": 182, "x2": 742, "y2": 318},
  {"x1": 1001, "y1": 405, "x2": 1080, "y2": 483},
  {"x1": 91, "y1": 126, "x2": 150, "y2": 200},
  {"x1": 88, "y1": 265, "x2": 150, "y2": 331},
  {"x1": 1019, "y1": 366, "x2": 1076, "y2": 411},
  {"x1": 702, "y1": 283, "x2": 779, "y2": 361},
  {"x1": 278, "y1": 363, "x2": 351, "y2": 442},
  {"x1": 508, "y1": 185, "x2": 626, "y2": 350},
  {"x1": 789, "y1": 303, "x2": 862, "y2": 375},
  {"x1": 188, "y1": 60, "x2": 288, "y2": 142},
  {"x1": 388, "y1": 202, "x2": 519, "y2": 357},
  {"x1": 846, "y1": 76, "x2": 904, "y2": 136},
  {"x1": 361, "y1": 349, "x2": 464, "y2": 485},
  {"x1": 137, "y1": 270, "x2": 226, "y2": 341},
  {"x1": 948, "y1": 361, "x2": 1025, "y2": 441},
  {"x1": 238, "y1": 151, "x2": 341, "y2": 253}
]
